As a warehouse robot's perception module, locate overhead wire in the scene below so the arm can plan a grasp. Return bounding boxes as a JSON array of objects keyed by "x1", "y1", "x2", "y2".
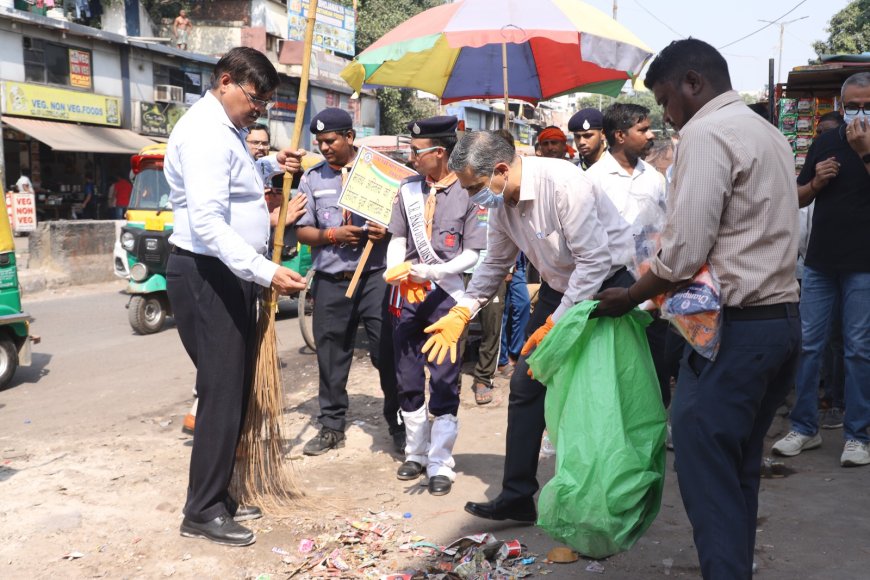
[
  {"x1": 717, "y1": 0, "x2": 809, "y2": 49},
  {"x1": 632, "y1": 0, "x2": 686, "y2": 39}
]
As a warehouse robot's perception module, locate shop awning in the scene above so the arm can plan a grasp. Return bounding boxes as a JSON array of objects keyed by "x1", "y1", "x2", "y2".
[{"x1": 1, "y1": 117, "x2": 158, "y2": 154}]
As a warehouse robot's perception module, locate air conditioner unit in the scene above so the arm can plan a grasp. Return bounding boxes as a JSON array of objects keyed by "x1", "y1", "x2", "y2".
[{"x1": 154, "y1": 84, "x2": 183, "y2": 103}]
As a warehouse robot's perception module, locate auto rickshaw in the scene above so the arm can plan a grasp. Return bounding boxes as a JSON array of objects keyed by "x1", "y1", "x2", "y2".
[
  {"x1": 0, "y1": 181, "x2": 40, "y2": 389},
  {"x1": 119, "y1": 143, "x2": 316, "y2": 336}
]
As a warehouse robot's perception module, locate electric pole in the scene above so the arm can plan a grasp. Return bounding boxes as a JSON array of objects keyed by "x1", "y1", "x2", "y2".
[
  {"x1": 759, "y1": 16, "x2": 808, "y2": 84},
  {"x1": 613, "y1": 0, "x2": 618, "y2": 20}
]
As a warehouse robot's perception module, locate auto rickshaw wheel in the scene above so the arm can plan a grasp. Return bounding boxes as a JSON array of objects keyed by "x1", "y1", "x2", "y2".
[
  {"x1": 298, "y1": 270, "x2": 316, "y2": 352},
  {"x1": 0, "y1": 335, "x2": 19, "y2": 390},
  {"x1": 129, "y1": 294, "x2": 168, "y2": 335}
]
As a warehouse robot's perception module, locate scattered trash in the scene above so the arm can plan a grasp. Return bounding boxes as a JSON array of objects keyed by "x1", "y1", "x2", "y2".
[
  {"x1": 62, "y1": 551, "x2": 85, "y2": 560},
  {"x1": 24, "y1": 419, "x2": 31, "y2": 424},
  {"x1": 272, "y1": 547, "x2": 290, "y2": 557},
  {"x1": 547, "y1": 546, "x2": 579, "y2": 563},
  {"x1": 761, "y1": 457, "x2": 795, "y2": 479},
  {"x1": 255, "y1": 575, "x2": 271, "y2": 580},
  {"x1": 280, "y1": 517, "x2": 543, "y2": 578},
  {"x1": 159, "y1": 420, "x2": 172, "y2": 428},
  {"x1": 663, "y1": 557, "x2": 674, "y2": 575},
  {"x1": 541, "y1": 432, "x2": 556, "y2": 457},
  {"x1": 585, "y1": 560, "x2": 605, "y2": 573},
  {"x1": 352, "y1": 420, "x2": 367, "y2": 426},
  {"x1": 181, "y1": 553, "x2": 191, "y2": 561}
]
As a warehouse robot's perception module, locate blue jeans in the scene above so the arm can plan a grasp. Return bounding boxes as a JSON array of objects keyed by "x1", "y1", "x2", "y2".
[
  {"x1": 499, "y1": 261, "x2": 531, "y2": 366},
  {"x1": 791, "y1": 266, "x2": 870, "y2": 441}
]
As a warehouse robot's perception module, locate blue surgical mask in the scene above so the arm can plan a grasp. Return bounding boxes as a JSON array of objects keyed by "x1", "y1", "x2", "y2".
[
  {"x1": 843, "y1": 110, "x2": 867, "y2": 124},
  {"x1": 470, "y1": 169, "x2": 507, "y2": 209}
]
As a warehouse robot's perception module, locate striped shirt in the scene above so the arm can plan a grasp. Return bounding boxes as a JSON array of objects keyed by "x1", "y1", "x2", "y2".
[{"x1": 650, "y1": 91, "x2": 800, "y2": 307}]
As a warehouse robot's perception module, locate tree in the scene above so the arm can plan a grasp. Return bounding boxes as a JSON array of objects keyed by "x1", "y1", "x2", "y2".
[
  {"x1": 576, "y1": 91, "x2": 666, "y2": 132},
  {"x1": 356, "y1": 0, "x2": 443, "y2": 134},
  {"x1": 813, "y1": 0, "x2": 870, "y2": 59}
]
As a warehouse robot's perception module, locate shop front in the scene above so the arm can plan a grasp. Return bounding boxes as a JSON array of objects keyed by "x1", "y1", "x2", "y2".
[{"x1": 1, "y1": 81, "x2": 156, "y2": 220}]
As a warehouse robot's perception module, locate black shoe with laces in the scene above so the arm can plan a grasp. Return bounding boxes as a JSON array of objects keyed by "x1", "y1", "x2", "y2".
[{"x1": 303, "y1": 427, "x2": 346, "y2": 456}]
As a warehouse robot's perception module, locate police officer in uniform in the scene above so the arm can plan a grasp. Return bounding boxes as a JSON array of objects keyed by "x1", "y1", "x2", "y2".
[
  {"x1": 296, "y1": 108, "x2": 398, "y2": 456},
  {"x1": 568, "y1": 108, "x2": 607, "y2": 170},
  {"x1": 384, "y1": 115, "x2": 487, "y2": 496}
]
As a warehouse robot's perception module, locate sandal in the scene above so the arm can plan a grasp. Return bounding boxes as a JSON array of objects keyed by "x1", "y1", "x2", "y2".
[{"x1": 472, "y1": 381, "x2": 494, "y2": 405}]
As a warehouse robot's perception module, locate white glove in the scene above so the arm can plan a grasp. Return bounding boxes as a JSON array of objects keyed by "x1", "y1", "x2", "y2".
[{"x1": 410, "y1": 263, "x2": 439, "y2": 283}]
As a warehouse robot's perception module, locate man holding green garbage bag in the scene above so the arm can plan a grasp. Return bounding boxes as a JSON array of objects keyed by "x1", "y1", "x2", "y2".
[
  {"x1": 594, "y1": 39, "x2": 800, "y2": 580},
  {"x1": 422, "y1": 129, "x2": 635, "y2": 522}
]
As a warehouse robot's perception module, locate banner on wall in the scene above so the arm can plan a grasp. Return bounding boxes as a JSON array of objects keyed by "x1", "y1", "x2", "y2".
[
  {"x1": 138, "y1": 102, "x2": 189, "y2": 137},
  {"x1": 287, "y1": 0, "x2": 356, "y2": 57}
]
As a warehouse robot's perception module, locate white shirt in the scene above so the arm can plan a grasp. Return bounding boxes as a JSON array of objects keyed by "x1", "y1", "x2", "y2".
[
  {"x1": 585, "y1": 151, "x2": 666, "y2": 227},
  {"x1": 16, "y1": 175, "x2": 33, "y2": 193},
  {"x1": 460, "y1": 156, "x2": 632, "y2": 321},
  {"x1": 165, "y1": 91, "x2": 282, "y2": 287}
]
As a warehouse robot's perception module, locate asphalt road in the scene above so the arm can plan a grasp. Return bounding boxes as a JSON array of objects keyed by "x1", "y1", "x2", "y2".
[
  {"x1": 1, "y1": 281, "x2": 312, "y2": 439},
  {"x1": 3, "y1": 282, "x2": 870, "y2": 579}
]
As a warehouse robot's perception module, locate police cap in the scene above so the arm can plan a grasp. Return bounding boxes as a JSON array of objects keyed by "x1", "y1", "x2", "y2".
[
  {"x1": 568, "y1": 108, "x2": 604, "y2": 132},
  {"x1": 407, "y1": 115, "x2": 458, "y2": 139},
  {"x1": 310, "y1": 108, "x2": 354, "y2": 135}
]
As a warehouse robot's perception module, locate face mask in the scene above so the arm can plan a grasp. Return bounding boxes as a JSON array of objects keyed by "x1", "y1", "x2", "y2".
[
  {"x1": 470, "y1": 168, "x2": 507, "y2": 208},
  {"x1": 843, "y1": 110, "x2": 867, "y2": 124}
]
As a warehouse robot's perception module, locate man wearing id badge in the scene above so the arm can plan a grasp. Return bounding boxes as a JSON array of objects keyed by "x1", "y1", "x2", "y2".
[
  {"x1": 295, "y1": 108, "x2": 396, "y2": 457},
  {"x1": 384, "y1": 115, "x2": 486, "y2": 496}
]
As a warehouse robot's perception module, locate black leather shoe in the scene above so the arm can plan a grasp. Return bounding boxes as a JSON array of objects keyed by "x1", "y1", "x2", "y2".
[
  {"x1": 391, "y1": 430, "x2": 406, "y2": 454},
  {"x1": 464, "y1": 497, "x2": 536, "y2": 523},
  {"x1": 396, "y1": 460, "x2": 424, "y2": 480},
  {"x1": 233, "y1": 505, "x2": 262, "y2": 522},
  {"x1": 428, "y1": 475, "x2": 452, "y2": 496},
  {"x1": 180, "y1": 515, "x2": 255, "y2": 546},
  {"x1": 303, "y1": 427, "x2": 346, "y2": 456}
]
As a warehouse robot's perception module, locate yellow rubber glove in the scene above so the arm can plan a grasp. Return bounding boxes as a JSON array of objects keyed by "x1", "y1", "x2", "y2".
[
  {"x1": 521, "y1": 316, "x2": 555, "y2": 356},
  {"x1": 422, "y1": 306, "x2": 472, "y2": 364},
  {"x1": 385, "y1": 261, "x2": 413, "y2": 284},
  {"x1": 400, "y1": 278, "x2": 430, "y2": 303}
]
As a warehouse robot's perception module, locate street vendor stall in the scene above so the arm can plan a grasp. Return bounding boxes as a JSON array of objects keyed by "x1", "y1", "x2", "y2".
[{"x1": 775, "y1": 55, "x2": 870, "y2": 174}]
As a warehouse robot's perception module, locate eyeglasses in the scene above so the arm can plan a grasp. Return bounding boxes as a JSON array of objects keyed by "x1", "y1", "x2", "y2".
[
  {"x1": 235, "y1": 83, "x2": 274, "y2": 111},
  {"x1": 410, "y1": 145, "x2": 444, "y2": 157},
  {"x1": 246, "y1": 139, "x2": 270, "y2": 149},
  {"x1": 843, "y1": 104, "x2": 870, "y2": 115}
]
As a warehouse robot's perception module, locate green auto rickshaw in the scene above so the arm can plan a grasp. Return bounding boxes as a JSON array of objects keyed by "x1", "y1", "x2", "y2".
[
  {"x1": 0, "y1": 182, "x2": 39, "y2": 389},
  {"x1": 119, "y1": 144, "x2": 314, "y2": 343}
]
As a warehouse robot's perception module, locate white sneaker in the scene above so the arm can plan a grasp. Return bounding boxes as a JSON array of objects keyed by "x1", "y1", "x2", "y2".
[
  {"x1": 772, "y1": 431, "x2": 822, "y2": 457},
  {"x1": 840, "y1": 440, "x2": 870, "y2": 467}
]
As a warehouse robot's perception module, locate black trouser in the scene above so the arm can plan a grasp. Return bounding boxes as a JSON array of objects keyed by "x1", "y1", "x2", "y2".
[
  {"x1": 166, "y1": 251, "x2": 257, "y2": 523},
  {"x1": 312, "y1": 269, "x2": 386, "y2": 432},
  {"x1": 500, "y1": 269, "x2": 635, "y2": 503},
  {"x1": 646, "y1": 318, "x2": 685, "y2": 408},
  {"x1": 672, "y1": 306, "x2": 800, "y2": 579},
  {"x1": 378, "y1": 285, "x2": 402, "y2": 433},
  {"x1": 473, "y1": 280, "x2": 507, "y2": 386}
]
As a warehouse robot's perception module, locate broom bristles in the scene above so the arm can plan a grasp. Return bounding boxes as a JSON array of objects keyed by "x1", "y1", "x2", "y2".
[{"x1": 231, "y1": 287, "x2": 304, "y2": 513}]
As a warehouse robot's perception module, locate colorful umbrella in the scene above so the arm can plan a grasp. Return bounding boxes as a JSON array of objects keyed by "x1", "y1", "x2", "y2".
[{"x1": 341, "y1": 0, "x2": 653, "y2": 107}]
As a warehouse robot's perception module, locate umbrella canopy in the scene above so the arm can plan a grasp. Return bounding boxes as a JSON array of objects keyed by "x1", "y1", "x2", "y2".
[{"x1": 341, "y1": 0, "x2": 653, "y2": 104}]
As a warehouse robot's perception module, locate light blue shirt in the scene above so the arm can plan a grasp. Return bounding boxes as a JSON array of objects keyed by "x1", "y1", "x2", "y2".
[{"x1": 165, "y1": 91, "x2": 282, "y2": 287}]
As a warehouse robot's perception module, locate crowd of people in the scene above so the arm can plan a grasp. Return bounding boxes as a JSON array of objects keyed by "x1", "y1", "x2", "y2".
[{"x1": 163, "y1": 39, "x2": 870, "y2": 579}]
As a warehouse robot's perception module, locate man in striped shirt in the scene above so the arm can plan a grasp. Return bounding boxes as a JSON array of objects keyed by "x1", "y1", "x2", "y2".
[{"x1": 595, "y1": 39, "x2": 800, "y2": 580}]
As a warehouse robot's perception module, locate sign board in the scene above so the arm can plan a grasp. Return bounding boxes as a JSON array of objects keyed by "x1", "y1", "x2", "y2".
[
  {"x1": 69, "y1": 49, "x2": 92, "y2": 89},
  {"x1": 138, "y1": 102, "x2": 189, "y2": 137},
  {"x1": 3, "y1": 81, "x2": 121, "y2": 126},
  {"x1": 287, "y1": 0, "x2": 356, "y2": 56},
  {"x1": 9, "y1": 193, "x2": 37, "y2": 232},
  {"x1": 338, "y1": 147, "x2": 417, "y2": 227}
]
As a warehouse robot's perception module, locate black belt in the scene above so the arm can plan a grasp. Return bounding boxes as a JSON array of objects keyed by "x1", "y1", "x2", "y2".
[
  {"x1": 724, "y1": 303, "x2": 798, "y2": 321},
  {"x1": 171, "y1": 246, "x2": 219, "y2": 260},
  {"x1": 316, "y1": 268, "x2": 382, "y2": 282}
]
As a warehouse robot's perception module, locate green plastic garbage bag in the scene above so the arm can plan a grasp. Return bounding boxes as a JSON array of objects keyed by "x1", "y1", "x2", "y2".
[{"x1": 527, "y1": 301, "x2": 667, "y2": 559}]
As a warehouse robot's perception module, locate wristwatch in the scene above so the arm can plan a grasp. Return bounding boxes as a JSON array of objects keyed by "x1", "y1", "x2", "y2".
[{"x1": 863, "y1": 153, "x2": 870, "y2": 165}]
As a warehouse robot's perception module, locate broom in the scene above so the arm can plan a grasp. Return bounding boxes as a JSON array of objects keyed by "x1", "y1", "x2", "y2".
[{"x1": 232, "y1": 0, "x2": 320, "y2": 512}]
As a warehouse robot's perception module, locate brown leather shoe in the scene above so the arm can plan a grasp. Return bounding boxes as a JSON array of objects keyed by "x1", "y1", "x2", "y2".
[{"x1": 182, "y1": 413, "x2": 195, "y2": 435}]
